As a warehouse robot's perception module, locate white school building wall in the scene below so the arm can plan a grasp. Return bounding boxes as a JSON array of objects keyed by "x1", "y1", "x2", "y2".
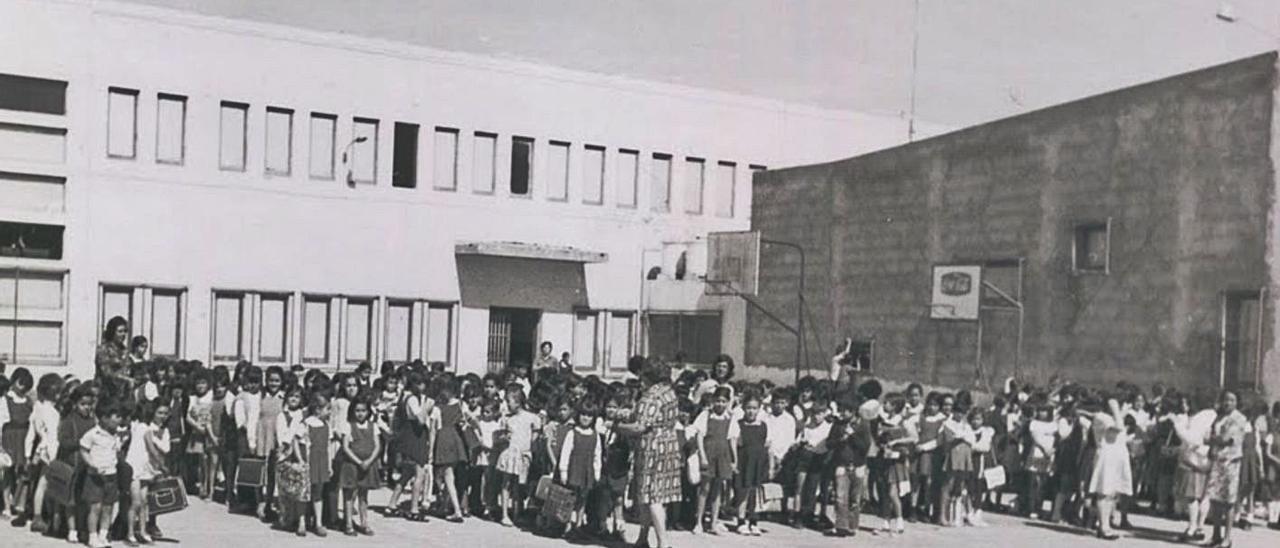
[{"x1": 0, "y1": 0, "x2": 932, "y2": 379}]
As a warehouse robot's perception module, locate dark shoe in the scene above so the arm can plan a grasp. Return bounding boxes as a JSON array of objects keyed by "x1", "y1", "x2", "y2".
[
  {"x1": 30, "y1": 518, "x2": 48, "y2": 534},
  {"x1": 11, "y1": 516, "x2": 28, "y2": 528},
  {"x1": 823, "y1": 528, "x2": 854, "y2": 537},
  {"x1": 145, "y1": 524, "x2": 162, "y2": 539}
]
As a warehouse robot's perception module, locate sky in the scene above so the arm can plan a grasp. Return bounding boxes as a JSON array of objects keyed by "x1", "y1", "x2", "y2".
[{"x1": 119, "y1": 0, "x2": 1280, "y2": 129}]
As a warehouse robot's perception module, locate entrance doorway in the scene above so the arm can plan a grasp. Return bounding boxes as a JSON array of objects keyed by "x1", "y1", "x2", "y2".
[{"x1": 488, "y1": 307, "x2": 541, "y2": 373}]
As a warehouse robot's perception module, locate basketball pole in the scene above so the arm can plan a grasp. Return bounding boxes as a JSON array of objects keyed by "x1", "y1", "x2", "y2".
[{"x1": 762, "y1": 238, "x2": 806, "y2": 385}]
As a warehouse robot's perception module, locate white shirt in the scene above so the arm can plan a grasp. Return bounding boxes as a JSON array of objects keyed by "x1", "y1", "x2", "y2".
[
  {"x1": 690, "y1": 409, "x2": 740, "y2": 442},
  {"x1": 761, "y1": 411, "x2": 797, "y2": 459},
  {"x1": 25, "y1": 399, "x2": 60, "y2": 463},
  {"x1": 798, "y1": 421, "x2": 832, "y2": 454}
]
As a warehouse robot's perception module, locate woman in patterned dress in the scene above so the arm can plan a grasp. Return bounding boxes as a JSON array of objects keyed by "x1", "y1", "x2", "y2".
[
  {"x1": 617, "y1": 357, "x2": 681, "y2": 548},
  {"x1": 95, "y1": 316, "x2": 136, "y2": 403},
  {"x1": 1205, "y1": 390, "x2": 1249, "y2": 548}
]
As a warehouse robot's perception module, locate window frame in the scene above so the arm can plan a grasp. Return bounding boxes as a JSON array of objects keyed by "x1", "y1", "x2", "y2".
[
  {"x1": 616, "y1": 148, "x2": 639, "y2": 209},
  {"x1": 650, "y1": 152, "x2": 673, "y2": 213},
  {"x1": 343, "y1": 296, "x2": 377, "y2": 365},
  {"x1": 264, "y1": 106, "x2": 294, "y2": 176},
  {"x1": 714, "y1": 160, "x2": 737, "y2": 218},
  {"x1": 546, "y1": 140, "x2": 571, "y2": 202},
  {"x1": 382, "y1": 299, "x2": 417, "y2": 364},
  {"x1": 106, "y1": 87, "x2": 139, "y2": 160},
  {"x1": 472, "y1": 131, "x2": 498, "y2": 195},
  {"x1": 509, "y1": 136, "x2": 535, "y2": 198},
  {"x1": 1072, "y1": 218, "x2": 1112, "y2": 275},
  {"x1": 300, "y1": 294, "x2": 334, "y2": 365},
  {"x1": 430, "y1": 126, "x2": 458, "y2": 191},
  {"x1": 308, "y1": 112, "x2": 337, "y2": 181},
  {"x1": 0, "y1": 268, "x2": 69, "y2": 366},
  {"x1": 154, "y1": 93, "x2": 187, "y2": 165},
  {"x1": 684, "y1": 156, "x2": 705, "y2": 215},
  {"x1": 218, "y1": 101, "x2": 249, "y2": 172},
  {"x1": 210, "y1": 290, "x2": 249, "y2": 363},
  {"x1": 350, "y1": 117, "x2": 380, "y2": 185},
  {"x1": 255, "y1": 292, "x2": 292, "y2": 364},
  {"x1": 392, "y1": 122, "x2": 421, "y2": 189},
  {"x1": 424, "y1": 302, "x2": 455, "y2": 367},
  {"x1": 582, "y1": 144, "x2": 606, "y2": 206}
]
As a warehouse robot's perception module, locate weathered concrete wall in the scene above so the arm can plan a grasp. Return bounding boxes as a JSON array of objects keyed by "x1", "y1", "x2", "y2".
[{"x1": 750, "y1": 53, "x2": 1279, "y2": 394}]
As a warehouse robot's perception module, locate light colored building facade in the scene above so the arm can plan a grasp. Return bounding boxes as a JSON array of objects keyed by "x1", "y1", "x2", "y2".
[{"x1": 0, "y1": 0, "x2": 921, "y2": 378}]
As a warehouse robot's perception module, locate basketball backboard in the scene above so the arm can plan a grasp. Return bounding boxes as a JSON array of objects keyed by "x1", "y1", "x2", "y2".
[{"x1": 705, "y1": 231, "x2": 761, "y2": 296}]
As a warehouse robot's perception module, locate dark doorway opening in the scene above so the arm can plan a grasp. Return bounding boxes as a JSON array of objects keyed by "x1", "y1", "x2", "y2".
[{"x1": 488, "y1": 307, "x2": 541, "y2": 373}]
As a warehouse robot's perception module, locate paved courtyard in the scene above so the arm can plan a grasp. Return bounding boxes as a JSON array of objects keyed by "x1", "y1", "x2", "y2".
[{"x1": 3, "y1": 489, "x2": 1278, "y2": 548}]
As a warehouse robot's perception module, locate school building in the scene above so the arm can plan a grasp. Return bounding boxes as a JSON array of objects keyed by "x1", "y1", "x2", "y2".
[
  {"x1": 747, "y1": 52, "x2": 1280, "y2": 396},
  {"x1": 0, "y1": 0, "x2": 930, "y2": 379}
]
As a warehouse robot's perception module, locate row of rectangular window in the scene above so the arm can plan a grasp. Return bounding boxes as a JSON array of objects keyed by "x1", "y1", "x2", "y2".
[
  {"x1": 99, "y1": 284, "x2": 454, "y2": 367},
  {"x1": 104, "y1": 88, "x2": 765, "y2": 218}
]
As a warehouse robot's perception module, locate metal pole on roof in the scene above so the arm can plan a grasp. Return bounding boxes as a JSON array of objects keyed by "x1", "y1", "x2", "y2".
[{"x1": 908, "y1": 0, "x2": 921, "y2": 142}]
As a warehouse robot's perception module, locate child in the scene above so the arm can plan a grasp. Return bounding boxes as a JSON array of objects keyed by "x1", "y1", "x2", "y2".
[
  {"x1": 558, "y1": 399, "x2": 603, "y2": 536},
  {"x1": 229, "y1": 367, "x2": 263, "y2": 514},
  {"x1": 762, "y1": 388, "x2": 797, "y2": 482},
  {"x1": 497, "y1": 385, "x2": 540, "y2": 527},
  {"x1": 1, "y1": 367, "x2": 34, "y2": 523},
  {"x1": 206, "y1": 378, "x2": 229, "y2": 503},
  {"x1": 125, "y1": 400, "x2": 171, "y2": 545},
  {"x1": 275, "y1": 387, "x2": 309, "y2": 537},
  {"x1": 733, "y1": 393, "x2": 769, "y2": 535},
  {"x1": 433, "y1": 378, "x2": 468, "y2": 523},
  {"x1": 471, "y1": 399, "x2": 503, "y2": 518},
  {"x1": 57, "y1": 384, "x2": 96, "y2": 543},
  {"x1": 339, "y1": 398, "x2": 380, "y2": 536},
  {"x1": 1025, "y1": 401, "x2": 1057, "y2": 519},
  {"x1": 387, "y1": 372, "x2": 437, "y2": 520},
  {"x1": 908, "y1": 392, "x2": 946, "y2": 523},
  {"x1": 25, "y1": 373, "x2": 63, "y2": 534},
  {"x1": 876, "y1": 392, "x2": 914, "y2": 535},
  {"x1": 303, "y1": 391, "x2": 334, "y2": 536},
  {"x1": 80, "y1": 401, "x2": 124, "y2": 548},
  {"x1": 792, "y1": 397, "x2": 832, "y2": 528},
  {"x1": 825, "y1": 393, "x2": 871, "y2": 537},
  {"x1": 969, "y1": 408, "x2": 995, "y2": 527},
  {"x1": 693, "y1": 387, "x2": 738, "y2": 535},
  {"x1": 258, "y1": 367, "x2": 286, "y2": 519},
  {"x1": 186, "y1": 372, "x2": 213, "y2": 499},
  {"x1": 939, "y1": 397, "x2": 974, "y2": 527},
  {"x1": 598, "y1": 390, "x2": 633, "y2": 539}
]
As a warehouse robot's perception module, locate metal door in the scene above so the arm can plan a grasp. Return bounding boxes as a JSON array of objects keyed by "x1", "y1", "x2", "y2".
[{"x1": 487, "y1": 309, "x2": 512, "y2": 373}]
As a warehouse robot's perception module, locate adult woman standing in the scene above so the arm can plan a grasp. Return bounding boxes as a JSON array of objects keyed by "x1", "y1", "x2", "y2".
[
  {"x1": 96, "y1": 316, "x2": 135, "y2": 401},
  {"x1": 1205, "y1": 390, "x2": 1249, "y2": 548},
  {"x1": 618, "y1": 357, "x2": 681, "y2": 548}
]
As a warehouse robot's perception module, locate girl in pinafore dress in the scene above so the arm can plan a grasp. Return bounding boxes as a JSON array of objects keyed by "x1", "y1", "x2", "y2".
[
  {"x1": 387, "y1": 372, "x2": 437, "y2": 520},
  {"x1": 433, "y1": 379, "x2": 468, "y2": 523},
  {"x1": 968, "y1": 408, "x2": 996, "y2": 527},
  {"x1": 732, "y1": 394, "x2": 769, "y2": 536},
  {"x1": 1, "y1": 368, "x2": 34, "y2": 521},
  {"x1": 185, "y1": 373, "x2": 213, "y2": 498},
  {"x1": 693, "y1": 387, "x2": 738, "y2": 535},
  {"x1": 557, "y1": 400, "x2": 602, "y2": 534},
  {"x1": 303, "y1": 392, "x2": 334, "y2": 536},
  {"x1": 938, "y1": 398, "x2": 974, "y2": 527},
  {"x1": 258, "y1": 367, "x2": 286, "y2": 518},
  {"x1": 877, "y1": 393, "x2": 915, "y2": 535},
  {"x1": 339, "y1": 398, "x2": 380, "y2": 536},
  {"x1": 909, "y1": 392, "x2": 946, "y2": 522},
  {"x1": 206, "y1": 378, "x2": 229, "y2": 505},
  {"x1": 275, "y1": 388, "x2": 310, "y2": 537},
  {"x1": 497, "y1": 387, "x2": 540, "y2": 527}
]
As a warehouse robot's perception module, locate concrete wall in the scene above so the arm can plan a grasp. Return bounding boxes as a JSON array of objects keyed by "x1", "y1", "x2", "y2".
[
  {"x1": 749, "y1": 53, "x2": 1280, "y2": 395},
  {"x1": 0, "y1": 0, "x2": 925, "y2": 378}
]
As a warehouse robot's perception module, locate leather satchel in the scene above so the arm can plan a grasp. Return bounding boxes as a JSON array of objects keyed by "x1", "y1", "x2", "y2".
[{"x1": 147, "y1": 476, "x2": 189, "y2": 516}]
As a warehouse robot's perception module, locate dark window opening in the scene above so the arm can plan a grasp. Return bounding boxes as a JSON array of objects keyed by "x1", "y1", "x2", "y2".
[
  {"x1": 0, "y1": 221, "x2": 64, "y2": 260},
  {"x1": 0, "y1": 73, "x2": 67, "y2": 115},
  {"x1": 647, "y1": 313, "x2": 721, "y2": 365},
  {"x1": 392, "y1": 122, "x2": 419, "y2": 188},
  {"x1": 1074, "y1": 222, "x2": 1110, "y2": 273},
  {"x1": 510, "y1": 136, "x2": 534, "y2": 196},
  {"x1": 1223, "y1": 291, "x2": 1262, "y2": 390}
]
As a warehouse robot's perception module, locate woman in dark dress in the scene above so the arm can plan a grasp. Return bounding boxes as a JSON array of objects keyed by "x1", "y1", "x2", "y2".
[
  {"x1": 95, "y1": 316, "x2": 135, "y2": 403},
  {"x1": 617, "y1": 357, "x2": 680, "y2": 548}
]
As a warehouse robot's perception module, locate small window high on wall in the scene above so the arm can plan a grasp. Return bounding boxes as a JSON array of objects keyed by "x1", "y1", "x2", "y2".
[
  {"x1": 155, "y1": 94, "x2": 186, "y2": 164},
  {"x1": 582, "y1": 145, "x2": 605, "y2": 205},
  {"x1": 616, "y1": 149, "x2": 638, "y2": 208},
  {"x1": 265, "y1": 107, "x2": 293, "y2": 175},
  {"x1": 684, "y1": 157, "x2": 705, "y2": 214},
  {"x1": 546, "y1": 141, "x2": 570, "y2": 201},
  {"x1": 0, "y1": 221, "x2": 63, "y2": 260},
  {"x1": 0, "y1": 73, "x2": 67, "y2": 115},
  {"x1": 219, "y1": 102, "x2": 248, "y2": 171},
  {"x1": 350, "y1": 118, "x2": 378, "y2": 184},
  {"x1": 393, "y1": 122, "x2": 420, "y2": 189},
  {"x1": 510, "y1": 136, "x2": 534, "y2": 196},
  {"x1": 107, "y1": 88, "x2": 138, "y2": 159},
  {"x1": 309, "y1": 113, "x2": 336, "y2": 179},
  {"x1": 650, "y1": 153, "x2": 672, "y2": 212},
  {"x1": 472, "y1": 132, "x2": 497, "y2": 194},
  {"x1": 713, "y1": 161, "x2": 736, "y2": 218}
]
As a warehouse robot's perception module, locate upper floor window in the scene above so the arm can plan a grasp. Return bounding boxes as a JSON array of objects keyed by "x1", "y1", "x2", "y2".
[
  {"x1": 713, "y1": 161, "x2": 736, "y2": 218},
  {"x1": 431, "y1": 126, "x2": 457, "y2": 191},
  {"x1": 219, "y1": 101, "x2": 248, "y2": 171},
  {"x1": 308, "y1": 112, "x2": 336, "y2": 180},
  {"x1": 1073, "y1": 220, "x2": 1111, "y2": 274},
  {"x1": 684, "y1": 157, "x2": 705, "y2": 215},
  {"x1": 350, "y1": 118, "x2": 378, "y2": 184},
  {"x1": 0, "y1": 221, "x2": 63, "y2": 260},
  {"x1": 0, "y1": 73, "x2": 66, "y2": 115},
  {"x1": 393, "y1": 122, "x2": 420, "y2": 189},
  {"x1": 582, "y1": 145, "x2": 605, "y2": 205},
  {"x1": 650, "y1": 153, "x2": 672, "y2": 213},
  {"x1": 510, "y1": 136, "x2": 534, "y2": 197},
  {"x1": 107, "y1": 87, "x2": 138, "y2": 159},
  {"x1": 616, "y1": 149, "x2": 639, "y2": 208},
  {"x1": 472, "y1": 132, "x2": 497, "y2": 194},
  {"x1": 547, "y1": 141, "x2": 570, "y2": 202},
  {"x1": 155, "y1": 93, "x2": 186, "y2": 165},
  {"x1": 265, "y1": 107, "x2": 293, "y2": 175}
]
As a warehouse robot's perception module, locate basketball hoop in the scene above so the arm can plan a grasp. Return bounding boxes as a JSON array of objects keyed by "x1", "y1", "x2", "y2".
[{"x1": 705, "y1": 231, "x2": 760, "y2": 296}]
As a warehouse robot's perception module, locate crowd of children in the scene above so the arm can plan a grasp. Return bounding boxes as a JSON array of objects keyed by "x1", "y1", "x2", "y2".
[{"x1": 2, "y1": 343, "x2": 1280, "y2": 548}]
